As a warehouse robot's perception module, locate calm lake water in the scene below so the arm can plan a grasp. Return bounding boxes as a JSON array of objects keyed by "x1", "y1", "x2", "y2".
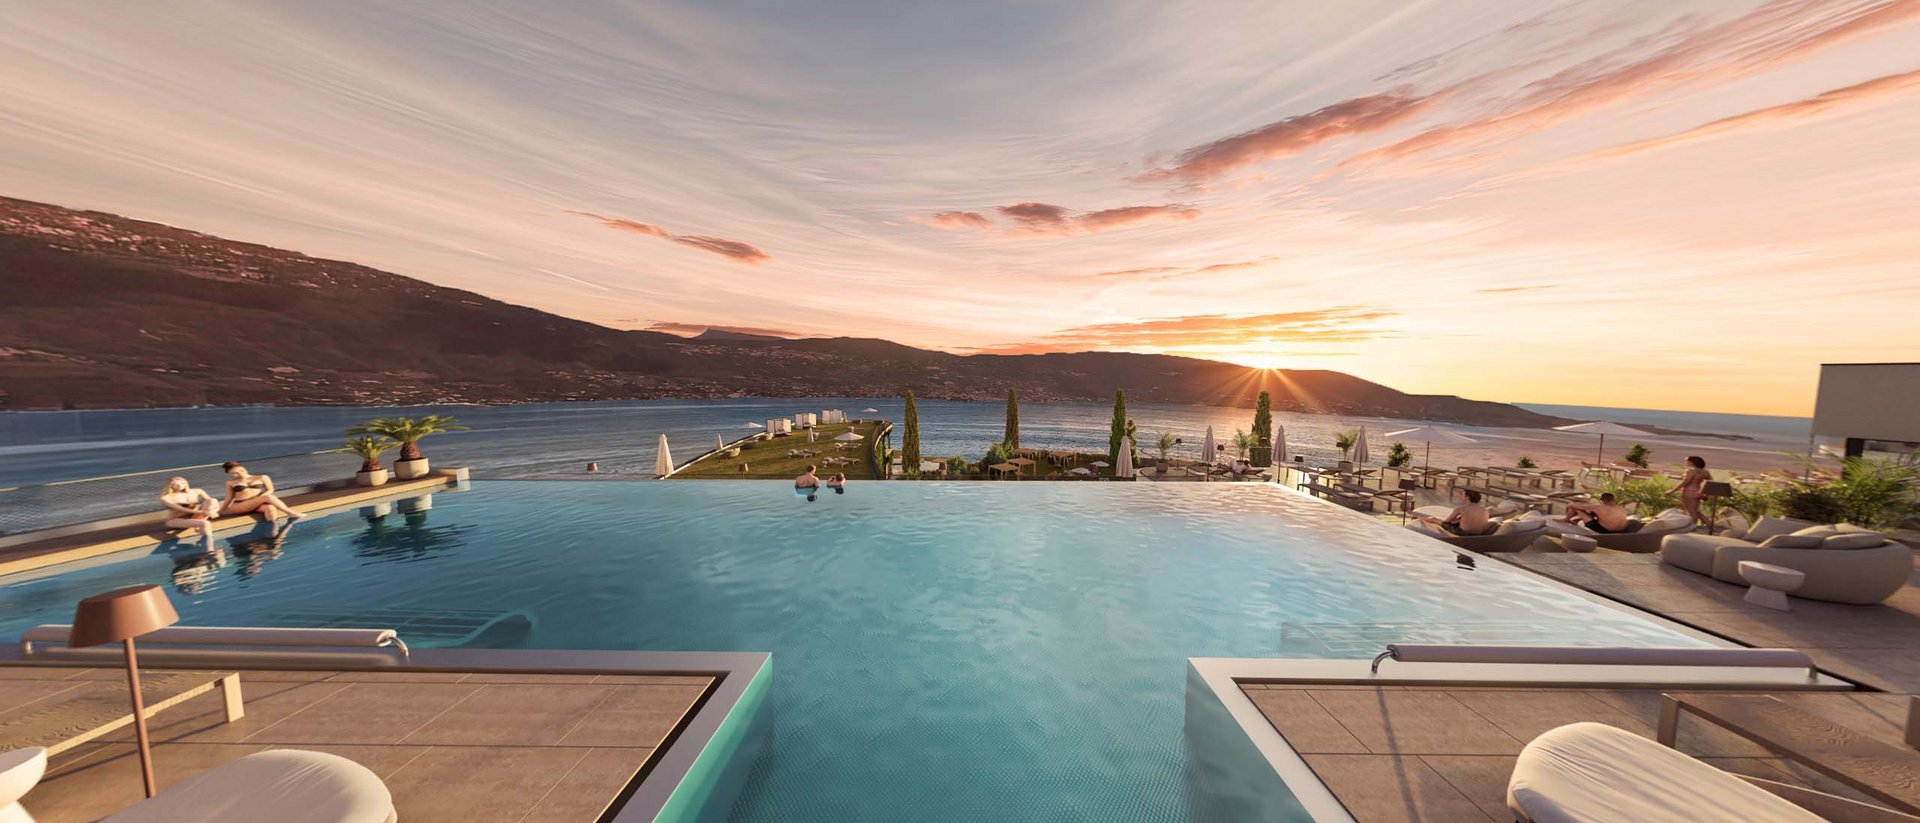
[{"x1": 0, "y1": 397, "x2": 1811, "y2": 487}]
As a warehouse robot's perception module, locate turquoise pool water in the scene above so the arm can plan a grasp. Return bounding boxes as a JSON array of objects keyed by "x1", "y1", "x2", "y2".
[{"x1": 0, "y1": 481, "x2": 1711, "y2": 820}]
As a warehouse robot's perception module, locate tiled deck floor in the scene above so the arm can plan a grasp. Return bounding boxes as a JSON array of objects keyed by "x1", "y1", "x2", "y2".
[
  {"x1": 1245, "y1": 683, "x2": 1910, "y2": 823},
  {"x1": 4, "y1": 666, "x2": 710, "y2": 823},
  {"x1": 1499, "y1": 549, "x2": 1920, "y2": 692}
]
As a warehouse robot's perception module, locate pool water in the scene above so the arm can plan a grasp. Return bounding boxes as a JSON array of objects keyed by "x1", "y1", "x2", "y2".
[{"x1": 0, "y1": 481, "x2": 1710, "y2": 821}]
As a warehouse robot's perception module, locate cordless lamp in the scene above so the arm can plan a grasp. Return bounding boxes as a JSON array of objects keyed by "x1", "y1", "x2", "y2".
[{"x1": 68, "y1": 585, "x2": 179, "y2": 797}]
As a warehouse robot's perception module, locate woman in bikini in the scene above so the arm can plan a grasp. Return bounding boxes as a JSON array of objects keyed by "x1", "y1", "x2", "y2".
[
  {"x1": 1671, "y1": 455, "x2": 1711, "y2": 525},
  {"x1": 220, "y1": 461, "x2": 304, "y2": 526},
  {"x1": 159, "y1": 476, "x2": 220, "y2": 546}
]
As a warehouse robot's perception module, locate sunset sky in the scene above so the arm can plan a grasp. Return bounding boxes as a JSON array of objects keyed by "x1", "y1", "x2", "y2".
[{"x1": 3, "y1": 1, "x2": 1917, "y2": 416}]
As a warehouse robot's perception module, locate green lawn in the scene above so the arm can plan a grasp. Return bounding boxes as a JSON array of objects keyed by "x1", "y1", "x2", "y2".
[{"x1": 670, "y1": 421, "x2": 887, "y2": 480}]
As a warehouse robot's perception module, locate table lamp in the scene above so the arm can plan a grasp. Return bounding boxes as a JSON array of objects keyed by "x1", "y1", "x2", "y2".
[
  {"x1": 69, "y1": 585, "x2": 179, "y2": 797},
  {"x1": 1397, "y1": 478, "x2": 1420, "y2": 524}
]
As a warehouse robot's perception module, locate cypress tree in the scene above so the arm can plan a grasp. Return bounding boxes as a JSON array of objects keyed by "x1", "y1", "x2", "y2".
[
  {"x1": 902, "y1": 390, "x2": 921, "y2": 476},
  {"x1": 1108, "y1": 389, "x2": 1128, "y2": 466},
  {"x1": 1251, "y1": 391, "x2": 1273, "y2": 467},
  {"x1": 1004, "y1": 389, "x2": 1020, "y2": 449}
]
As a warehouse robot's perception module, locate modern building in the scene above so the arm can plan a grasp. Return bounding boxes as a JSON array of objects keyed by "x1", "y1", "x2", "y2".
[{"x1": 1811, "y1": 362, "x2": 1920, "y2": 457}]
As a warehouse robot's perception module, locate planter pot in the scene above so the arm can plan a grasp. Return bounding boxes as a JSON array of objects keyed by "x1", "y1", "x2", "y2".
[
  {"x1": 1250, "y1": 446, "x2": 1272, "y2": 468},
  {"x1": 356, "y1": 469, "x2": 390, "y2": 487},
  {"x1": 392, "y1": 458, "x2": 430, "y2": 480}
]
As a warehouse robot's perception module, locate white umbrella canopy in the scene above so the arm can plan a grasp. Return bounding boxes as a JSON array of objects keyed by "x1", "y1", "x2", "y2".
[
  {"x1": 861, "y1": 407, "x2": 879, "y2": 413},
  {"x1": 654, "y1": 434, "x2": 674, "y2": 477},
  {"x1": 1116, "y1": 437, "x2": 1136, "y2": 479},
  {"x1": 1273, "y1": 423, "x2": 1289, "y2": 468},
  {"x1": 1351, "y1": 427, "x2": 1371, "y2": 466},
  {"x1": 808, "y1": 429, "x2": 817, "y2": 443},
  {"x1": 1384, "y1": 425, "x2": 1477, "y2": 472},
  {"x1": 1090, "y1": 460, "x2": 1111, "y2": 468},
  {"x1": 1553, "y1": 421, "x2": 1653, "y2": 464},
  {"x1": 834, "y1": 431, "x2": 864, "y2": 442},
  {"x1": 715, "y1": 434, "x2": 726, "y2": 451},
  {"x1": 1201, "y1": 426, "x2": 1216, "y2": 466}
]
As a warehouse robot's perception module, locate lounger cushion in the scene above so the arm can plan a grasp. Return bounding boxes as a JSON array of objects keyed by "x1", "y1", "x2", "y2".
[
  {"x1": 1716, "y1": 511, "x2": 1751, "y2": 539},
  {"x1": 1507, "y1": 722, "x2": 1822, "y2": 823},
  {"x1": 1744, "y1": 516, "x2": 1815, "y2": 544},
  {"x1": 1758, "y1": 534, "x2": 1823, "y2": 549},
  {"x1": 1790, "y1": 526, "x2": 1841, "y2": 540},
  {"x1": 1821, "y1": 532, "x2": 1889, "y2": 551},
  {"x1": 103, "y1": 749, "x2": 393, "y2": 823}
]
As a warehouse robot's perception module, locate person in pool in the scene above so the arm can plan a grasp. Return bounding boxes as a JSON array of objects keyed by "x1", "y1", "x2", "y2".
[
  {"x1": 159, "y1": 476, "x2": 220, "y2": 547},
  {"x1": 826, "y1": 472, "x2": 846, "y2": 494},
  {"x1": 795, "y1": 465, "x2": 820, "y2": 501},
  {"x1": 219, "y1": 461, "x2": 304, "y2": 528}
]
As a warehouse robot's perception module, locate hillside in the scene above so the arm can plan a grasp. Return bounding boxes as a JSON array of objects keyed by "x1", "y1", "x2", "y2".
[{"x1": 0, "y1": 196, "x2": 1566, "y2": 427}]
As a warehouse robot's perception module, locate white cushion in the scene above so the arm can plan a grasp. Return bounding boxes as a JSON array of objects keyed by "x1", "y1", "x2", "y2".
[
  {"x1": 1495, "y1": 518, "x2": 1544, "y2": 537},
  {"x1": 1744, "y1": 516, "x2": 1814, "y2": 544},
  {"x1": 1507, "y1": 722, "x2": 1823, "y2": 823},
  {"x1": 1835, "y1": 522, "x2": 1879, "y2": 535},
  {"x1": 1643, "y1": 515, "x2": 1692, "y2": 533},
  {"x1": 1790, "y1": 526, "x2": 1840, "y2": 540},
  {"x1": 1716, "y1": 511, "x2": 1751, "y2": 539},
  {"x1": 1758, "y1": 534, "x2": 1823, "y2": 549},
  {"x1": 103, "y1": 749, "x2": 393, "y2": 823},
  {"x1": 1822, "y1": 532, "x2": 1890, "y2": 551}
]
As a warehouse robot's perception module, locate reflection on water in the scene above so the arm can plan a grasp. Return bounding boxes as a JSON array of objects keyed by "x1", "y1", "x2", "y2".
[
  {"x1": 168, "y1": 546, "x2": 228, "y2": 595},
  {"x1": 349, "y1": 497, "x2": 471, "y2": 564}
]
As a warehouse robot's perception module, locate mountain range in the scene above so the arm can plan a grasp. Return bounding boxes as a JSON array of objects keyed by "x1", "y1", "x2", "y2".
[{"x1": 0, "y1": 195, "x2": 1569, "y2": 427}]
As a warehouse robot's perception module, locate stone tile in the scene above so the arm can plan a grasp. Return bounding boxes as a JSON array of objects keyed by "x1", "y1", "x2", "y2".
[
  {"x1": 1419, "y1": 755, "x2": 1518, "y2": 823},
  {"x1": 1444, "y1": 689, "x2": 1654, "y2": 743},
  {"x1": 385, "y1": 745, "x2": 591, "y2": 823},
  {"x1": 324, "y1": 670, "x2": 473, "y2": 683},
  {"x1": 0, "y1": 680, "x2": 88, "y2": 713},
  {"x1": 461, "y1": 672, "x2": 602, "y2": 684},
  {"x1": 1246, "y1": 689, "x2": 1369, "y2": 754},
  {"x1": 246, "y1": 682, "x2": 481, "y2": 745},
  {"x1": 0, "y1": 666, "x2": 91, "y2": 682},
  {"x1": 591, "y1": 674, "x2": 714, "y2": 687},
  {"x1": 518, "y1": 747, "x2": 647, "y2": 823},
  {"x1": 557, "y1": 685, "x2": 705, "y2": 748},
  {"x1": 1309, "y1": 690, "x2": 1524, "y2": 756},
  {"x1": 101, "y1": 679, "x2": 350, "y2": 744},
  {"x1": 1587, "y1": 691, "x2": 1773, "y2": 758},
  {"x1": 1304, "y1": 754, "x2": 1500, "y2": 823},
  {"x1": 27, "y1": 742, "x2": 268, "y2": 822},
  {"x1": 402, "y1": 683, "x2": 614, "y2": 746}
]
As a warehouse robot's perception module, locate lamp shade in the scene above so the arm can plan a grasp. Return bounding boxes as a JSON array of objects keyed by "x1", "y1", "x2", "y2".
[{"x1": 68, "y1": 585, "x2": 178, "y2": 648}]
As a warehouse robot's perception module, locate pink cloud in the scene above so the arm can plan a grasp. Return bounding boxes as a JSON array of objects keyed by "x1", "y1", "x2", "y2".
[
  {"x1": 996, "y1": 201, "x2": 1072, "y2": 229},
  {"x1": 570, "y1": 210, "x2": 770, "y2": 264},
  {"x1": 1139, "y1": 92, "x2": 1438, "y2": 183},
  {"x1": 921, "y1": 210, "x2": 993, "y2": 229},
  {"x1": 920, "y1": 202, "x2": 1200, "y2": 237},
  {"x1": 969, "y1": 306, "x2": 1396, "y2": 354}
]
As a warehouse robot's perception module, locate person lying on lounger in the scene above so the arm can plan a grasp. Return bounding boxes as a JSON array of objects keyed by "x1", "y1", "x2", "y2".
[
  {"x1": 1560, "y1": 492, "x2": 1631, "y2": 533},
  {"x1": 159, "y1": 476, "x2": 220, "y2": 547},
  {"x1": 1416, "y1": 489, "x2": 1494, "y2": 536}
]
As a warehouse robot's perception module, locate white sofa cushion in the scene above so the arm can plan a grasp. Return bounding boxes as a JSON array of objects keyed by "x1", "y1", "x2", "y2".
[
  {"x1": 1758, "y1": 534, "x2": 1824, "y2": 549},
  {"x1": 1745, "y1": 516, "x2": 1815, "y2": 544},
  {"x1": 1821, "y1": 532, "x2": 1889, "y2": 551},
  {"x1": 1791, "y1": 525, "x2": 1841, "y2": 540}
]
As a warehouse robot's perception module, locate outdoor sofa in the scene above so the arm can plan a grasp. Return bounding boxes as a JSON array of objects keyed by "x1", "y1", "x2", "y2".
[
  {"x1": 1403, "y1": 515, "x2": 1550, "y2": 553},
  {"x1": 1659, "y1": 516, "x2": 1911, "y2": 605}
]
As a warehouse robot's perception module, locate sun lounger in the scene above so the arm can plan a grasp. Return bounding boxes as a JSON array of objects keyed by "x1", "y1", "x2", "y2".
[
  {"x1": 1300, "y1": 481, "x2": 1374, "y2": 512},
  {"x1": 1508, "y1": 722, "x2": 1825, "y2": 823},
  {"x1": 0, "y1": 670, "x2": 244, "y2": 756},
  {"x1": 1, "y1": 746, "x2": 396, "y2": 823}
]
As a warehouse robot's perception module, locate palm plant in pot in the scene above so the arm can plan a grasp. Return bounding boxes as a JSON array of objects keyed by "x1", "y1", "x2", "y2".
[
  {"x1": 344, "y1": 435, "x2": 399, "y2": 487},
  {"x1": 345, "y1": 415, "x2": 467, "y2": 480}
]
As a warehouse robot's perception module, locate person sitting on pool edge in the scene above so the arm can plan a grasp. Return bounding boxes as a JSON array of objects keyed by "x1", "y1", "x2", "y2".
[
  {"x1": 1416, "y1": 488, "x2": 1494, "y2": 536},
  {"x1": 219, "y1": 461, "x2": 305, "y2": 528},
  {"x1": 795, "y1": 465, "x2": 820, "y2": 501},
  {"x1": 1561, "y1": 492, "x2": 1631, "y2": 533},
  {"x1": 826, "y1": 472, "x2": 846, "y2": 494},
  {"x1": 159, "y1": 476, "x2": 220, "y2": 547}
]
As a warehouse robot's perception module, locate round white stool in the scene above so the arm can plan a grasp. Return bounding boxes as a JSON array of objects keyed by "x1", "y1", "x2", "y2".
[
  {"x1": 1560, "y1": 534, "x2": 1598, "y2": 554},
  {"x1": 1738, "y1": 561, "x2": 1805, "y2": 611}
]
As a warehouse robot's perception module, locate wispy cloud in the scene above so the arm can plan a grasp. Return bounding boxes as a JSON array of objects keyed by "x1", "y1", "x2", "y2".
[
  {"x1": 1094, "y1": 257, "x2": 1279, "y2": 280},
  {"x1": 1476, "y1": 285, "x2": 1555, "y2": 294},
  {"x1": 1337, "y1": 0, "x2": 1920, "y2": 176},
  {"x1": 1138, "y1": 91, "x2": 1438, "y2": 184},
  {"x1": 571, "y1": 211, "x2": 771, "y2": 264},
  {"x1": 970, "y1": 306, "x2": 1394, "y2": 354},
  {"x1": 919, "y1": 201, "x2": 1199, "y2": 237},
  {"x1": 648, "y1": 322, "x2": 803, "y2": 338}
]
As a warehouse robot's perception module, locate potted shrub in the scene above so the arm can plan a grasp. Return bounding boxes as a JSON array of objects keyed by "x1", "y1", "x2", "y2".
[
  {"x1": 346, "y1": 415, "x2": 468, "y2": 480},
  {"x1": 345, "y1": 435, "x2": 398, "y2": 487},
  {"x1": 1154, "y1": 432, "x2": 1177, "y2": 474}
]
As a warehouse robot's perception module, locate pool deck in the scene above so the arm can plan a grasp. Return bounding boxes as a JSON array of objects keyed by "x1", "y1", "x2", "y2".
[
  {"x1": 0, "y1": 470, "x2": 464, "y2": 577},
  {"x1": 4, "y1": 665, "x2": 709, "y2": 822},
  {"x1": 1241, "y1": 682, "x2": 1910, "y2": 822},
  {"x1": 1495, "y1": 549, "x2": 1920, "y2": 692}
]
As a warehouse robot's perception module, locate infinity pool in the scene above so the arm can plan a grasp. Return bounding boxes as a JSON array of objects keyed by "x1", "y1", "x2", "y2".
[{"x1": 0, "y1": 481, "x2": 1710, "y2": 821}]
